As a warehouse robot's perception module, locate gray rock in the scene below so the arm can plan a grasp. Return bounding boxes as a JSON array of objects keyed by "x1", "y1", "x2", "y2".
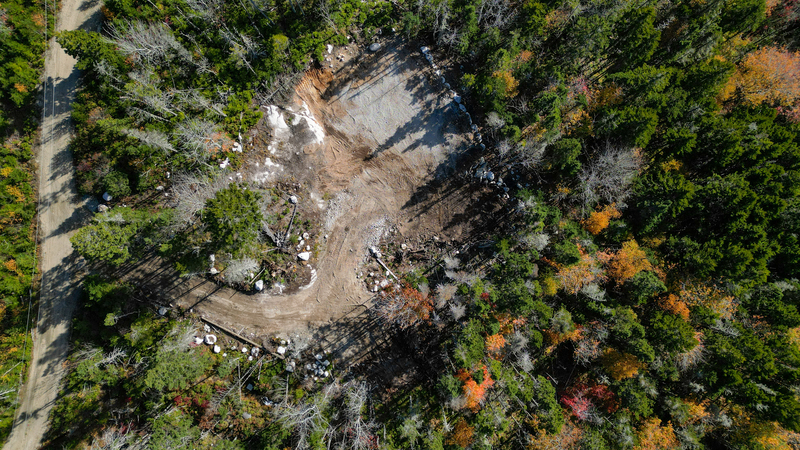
[{"x1": 369, "y1": 43, "x2": 381, "y2": 52}]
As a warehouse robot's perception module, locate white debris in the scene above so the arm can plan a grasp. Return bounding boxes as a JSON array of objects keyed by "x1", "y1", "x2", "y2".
[
  {"x1": 158, "y1": 307, "x2": 167, "y2": 316},
  {"x1": 420, "y1": 46, "x2": 429, "y2": 53},
  {"x1": 194, "y1": 337, "x2": 204, "y2": 345},
  {"x1": 289, "y1": 195, "x2": 298, "y2": 204},
  {"x1": 213, "y1": 345, "x2": 221, "y2": 353},
  {"x1": 298, "y1": 252, "x2": 311, "y2": 261},
  {"x1": 315, "y1": 353, "x2": 323, "y2": 360},
  {"x1": 277, "y1": 346, "x2": 287, "y2": 355},
  {"x1": 255, "y1": 280, "x2": 264, "y2": 291},
  {"x1": 96, "y1": 204, "x2": 109, "y2": 213},
  {"x1": 209, "y1": 267, "x2": 219, "y2": 275},
  {"x1": 369, "y1": 43, "x2": 381, "y2": 52},
  {"x1": 219, "y1": 158, "x2": 229, "y2": 169},
  {"x1": 242, "y1": 347, "x2": 248, "y2": 353},
  {"x1": 251, "y1": 347, "x2": 260, "y2": 356},
  {"x1": 243, "y1": 412, "x2": 252, "y2": 419},
  {"x1": 204, "y1": 334, "x2": 217, "y2": 345},
  {"x1": 248, "y1": 355, "x2": 253, "y2": 361},
  {"x1": 232, "y1": 142, "x2": 243, "y2": 153},
  {"x1": 453, "y1": 95, "x2": 462, "y2": 104},
  {"x1": 302, "y1": 232, "x2": 310, "y2": 240},
  {"x1": 102, "y1": 192, "x2": 112, "y2": 202},
  {"x1": 326, "y1": 44, "x2": 333, "y2": 54},
  {"x1": 264, "y1": 105, "x2": 290, "y2": 132}
]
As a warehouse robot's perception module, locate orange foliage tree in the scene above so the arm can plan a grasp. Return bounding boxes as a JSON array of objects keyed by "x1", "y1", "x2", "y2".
[
  {"x1": 600, "y1": 348, "x2": 642, "y2": 381},
  {"x1": 372, "y1": 283, "x2": 433, "y2": 328},
  {"x1": 447, "y1": 418, "x2": 475, "y2": 448},
  {"x1": 456, "y1": 365, "x2": 495, "y2": 412},
  {"x1": 485, "y1": 334, "x2": 507, "y2": 355},
  {"x1": 635, "y1": 418, "x2": 679, "y2": 449},
  {"x1": 721, "y1": 46, "x2": 800, "y2": 107},
  {"x1": 606, "y1": 240, "x2": 652, "y2": 284},
  {"x1": 527, "y1": 418, "x2": 583, "y2": 450},
  {"x1": 583, "y1": 203, "x2": 622, "y2": 235},
  {"x1": 659, "y1": 294, "x2": 690, "y2": 320}
]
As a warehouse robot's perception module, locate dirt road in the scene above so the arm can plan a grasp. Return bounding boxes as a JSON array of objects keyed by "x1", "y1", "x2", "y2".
[{"x1": 4, "y1": 1, "x2": 99, "y2": 449}]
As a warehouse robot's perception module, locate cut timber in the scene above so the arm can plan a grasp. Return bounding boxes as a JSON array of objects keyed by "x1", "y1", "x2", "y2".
[{"x1": 200, "y1": 317, "x2": 264, "y2": 352}]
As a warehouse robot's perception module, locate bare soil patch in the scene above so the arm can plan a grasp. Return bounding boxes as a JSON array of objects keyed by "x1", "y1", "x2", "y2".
[{"x1": 157, "y1": 39, "x2": 503, "y2": 362}]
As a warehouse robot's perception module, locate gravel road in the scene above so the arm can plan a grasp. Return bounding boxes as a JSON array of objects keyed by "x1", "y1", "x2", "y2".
[{"x1": 3, "y1": 0, "x2": 99, "y2": 448}]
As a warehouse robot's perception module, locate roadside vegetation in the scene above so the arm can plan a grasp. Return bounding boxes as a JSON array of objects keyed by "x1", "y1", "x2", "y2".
[
  {"x1": 0, "y1": 0, "x2": 52, "y2": 440},
  {"x1": 47, "y1": 0, "x2": 800, "y2": 448}
]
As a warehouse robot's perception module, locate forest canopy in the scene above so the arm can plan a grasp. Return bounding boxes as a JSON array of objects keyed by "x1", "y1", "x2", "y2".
[{"x1": 42, "y1": 0, "x2": 800, "y2": 448}]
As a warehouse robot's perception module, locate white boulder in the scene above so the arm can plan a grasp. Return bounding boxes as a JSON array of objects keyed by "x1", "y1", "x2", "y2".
[{"x1": 298, "y1": 252, "x2": 311, "y2": 261}]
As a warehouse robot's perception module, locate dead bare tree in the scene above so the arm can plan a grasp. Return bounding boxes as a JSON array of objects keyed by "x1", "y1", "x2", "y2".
[
  {"x1": 477, "y1": 0, "x2": 517, "y2": 30},
  {"x1": 174, "y1": 119, "x2": 231, "y2": 165},
  {"x1": 272, "y1": 384, "x2": 337, "y2": 450},
  {"x1": 170, "y1": 172, "x2": 232, "y2": 226},
  {"x1": 223, "y1": 257, "x2": 259, "y2": 283},
  {"x1": 219, "y1": 25, "x2": 264, "y2": 74},
  {"x1": 89, "y1": 427, "x2": 149, "y2": 450},
  {"x1": 317, "y1": 0, "x2": 338, "y2": 30},
  {"x1": 577, "y1": 142, "x2": 642, "y2": 211},
  {"x1": 340, "y1": 381, "x2": 377, "y2": 450},
  {"x1": 122, "y1": 128, "x2": 175, "y2": 154},
  {"x1": 106, "y1": 20, "x2": 191, "y2": 66},
  {"x1": 183, "y1": 0, "x2": 224, "y2": 22}
]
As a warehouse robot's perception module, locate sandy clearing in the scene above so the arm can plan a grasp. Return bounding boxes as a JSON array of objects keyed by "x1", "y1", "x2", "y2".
[{"x1": 4, "y1": 1, "x2": 99, "y2": 449}]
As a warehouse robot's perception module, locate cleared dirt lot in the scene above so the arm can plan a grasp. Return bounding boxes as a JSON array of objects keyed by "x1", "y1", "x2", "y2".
[{"x1": 141, "y1": 39, "x2": 501, "y2": 361}]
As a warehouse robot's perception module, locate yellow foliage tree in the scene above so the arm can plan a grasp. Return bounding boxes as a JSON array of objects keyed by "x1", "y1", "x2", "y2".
[
  {"x1": 555, "y1": 247, "x2": 604, "y2": 295},
  {"x1": 606, "y1": 240, "x2": 652, "y2": 284},
  {"x1": 635, "y1": 418, "x2": 679, "y2": 450},
  {"x1": 721, "y1": 47, "x2": 800, "y2": 107},
  {"x1": 492, "y1": 70, "x2": 519, "y2": 98},
  {"x1": 601, "y1": 348, "x2": 642, "y2": 381},
  {"x1": 678, "y1": 281, "x2": 736, "y2": 320},
  {"x1": 583, "y1": 203, "x2": 622, "y2": 235}
]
